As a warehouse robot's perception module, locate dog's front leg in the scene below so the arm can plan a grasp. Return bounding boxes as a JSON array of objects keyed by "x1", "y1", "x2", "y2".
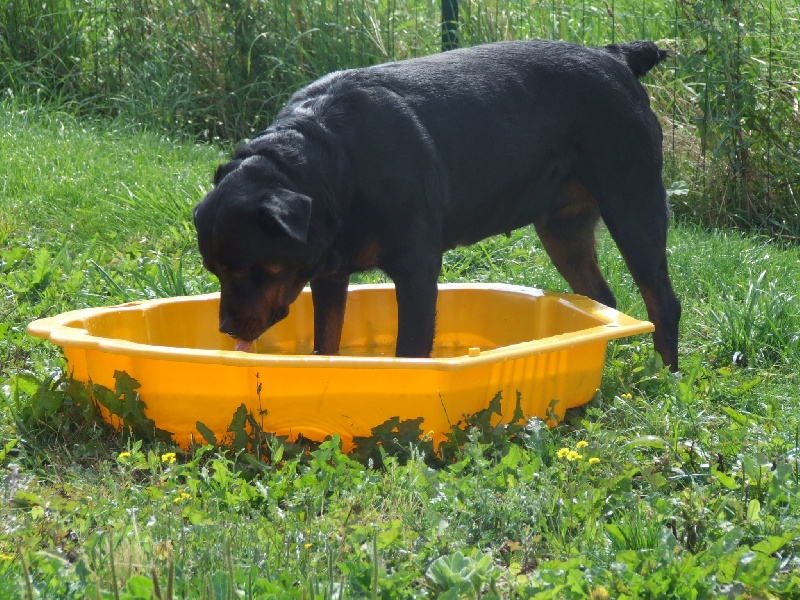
[
  {"x1": 311, "y1": 275, "x2": 350, "y2": 355},
  {"x1": 387, "y1": 256, "x2": 442, "y2": 358}
]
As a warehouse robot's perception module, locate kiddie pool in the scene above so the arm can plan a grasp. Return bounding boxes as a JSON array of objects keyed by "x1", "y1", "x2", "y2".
[{"x1": 27, "y1": 283, "x2": 653, "y2": 450}]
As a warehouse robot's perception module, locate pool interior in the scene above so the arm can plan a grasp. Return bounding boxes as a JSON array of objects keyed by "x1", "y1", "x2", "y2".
[{"x1": 64, "y1": 288, "x2": 606, "y2": 358}]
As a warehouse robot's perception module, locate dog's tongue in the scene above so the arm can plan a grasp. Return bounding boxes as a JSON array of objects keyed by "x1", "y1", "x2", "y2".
[{"x1": 234, "y1": 340, "x2": 253, "y2": 352}]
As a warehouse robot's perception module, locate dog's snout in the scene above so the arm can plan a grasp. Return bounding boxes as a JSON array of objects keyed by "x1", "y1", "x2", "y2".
[
  {"x1": 272, "y1": 305, "x2": 290, "y2": 323},
  {"x1": 219, "y1": 314, "x2": 238, "y2": 338},
  {"x1": 218, "y1": 303, "x2": 290, "y2": 343}
]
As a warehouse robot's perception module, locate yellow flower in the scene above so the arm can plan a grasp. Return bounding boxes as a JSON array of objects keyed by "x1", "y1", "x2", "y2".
[
  {"x1": 566, "y1": 450, "x2": 583, "y2": 461},
  {"x1": 118, "y1": 451, "x2": 131, "y2": 459},
  {"x1": 576, "y1": 441, "x2": 589, "y2": 449},
  {"x1": 173, "y1": 492, "x2": 191, "y2": 503},
  {"x1": 588, "y1": 457, "x2": 601, "y2": 464},
  {"x1": 590, "y1": 585, "x2": 610, "y2": 600},
  {"x1": 161, "y1": 452, "x2": 177, "y2": 464},
  {"x1": 0, "y1": 553, "x2": 14, "y2": 561},
  {"x1": 304, "y1": 543, "x2": 312, "y2": 549},
  {"x1": 557, "y1": 447, "x2": 570, "y2": 459}
]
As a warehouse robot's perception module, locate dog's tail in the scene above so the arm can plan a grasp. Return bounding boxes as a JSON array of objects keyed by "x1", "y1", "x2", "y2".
[{"x1": 604, "y1": 41, "x2": 670, "y2": 78}]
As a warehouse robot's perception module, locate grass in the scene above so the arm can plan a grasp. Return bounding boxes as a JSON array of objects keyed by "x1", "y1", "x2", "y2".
[
  {"x1": 3, "y1": 0, "x2": 800, "y2": 232},
  {"x1": 2, "y1": 106, "x2": 800, "y2": 597}
]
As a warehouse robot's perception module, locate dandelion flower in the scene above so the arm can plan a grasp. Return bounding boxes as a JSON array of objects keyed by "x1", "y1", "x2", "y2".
[
  {"x1": 566, "y1": 450, "x2": 582, "y2": 461},
  {"x1": 588, "y1": 457, "x2": 600, "y2": 464},
  {"x1": 173, "y1": 492, "x2": 191, "y2": 503},
  {"x1": 0, "y1": 554, "x2": 14, "y2": 561},
  {"x1": 161, "y1": 452, "x2": 176, "y2": 464},
  {"x1": 576, "y1": 441, "x2": 589, "y2": 449},
  {"x1": 557, "y1": 447, "x2": 570, "y2": 459},
  {"x1": 117, "y1": 452, "x2": 131, "y2": 460},
  {"x1": 304, "y1": 543, "x2": 312, "y2": 549}
]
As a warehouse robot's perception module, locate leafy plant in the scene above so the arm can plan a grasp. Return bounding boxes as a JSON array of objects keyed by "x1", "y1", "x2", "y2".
[
  {"x1": 426, "y1": 550, "x2": 501, "y2": 598},
  {"x1": 91, "y1": 371, "x2": 175, "y2": 444}
]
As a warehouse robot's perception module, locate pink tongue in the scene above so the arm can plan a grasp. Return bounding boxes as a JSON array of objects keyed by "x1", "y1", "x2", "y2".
[{"x1": 234, "y1": 340, "x2": 253, "y2": 352}]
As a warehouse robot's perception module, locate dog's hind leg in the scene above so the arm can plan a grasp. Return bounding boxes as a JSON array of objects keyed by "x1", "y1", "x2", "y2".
[
  {"x1": 599, "y1": 180, "x2": 681, "y2": 371},
  {"x1": 534, "y1": 180, "x2": 617, "y2": 309}
]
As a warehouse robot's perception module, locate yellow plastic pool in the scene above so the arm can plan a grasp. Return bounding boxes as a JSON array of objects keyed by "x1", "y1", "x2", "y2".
[{"x1": 27, "y1": 283, "x2": 653, "y2": 450}]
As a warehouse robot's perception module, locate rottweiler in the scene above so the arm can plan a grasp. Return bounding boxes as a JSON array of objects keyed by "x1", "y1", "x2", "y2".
[{"x1": 194, "y1": 39, "x2": 681, "y2": 370}]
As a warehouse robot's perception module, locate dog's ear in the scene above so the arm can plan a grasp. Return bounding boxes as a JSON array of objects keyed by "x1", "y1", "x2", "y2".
[
  {"x1": 259, "y1": 189, "x2": 312, "y2": 244},
  {"x1": 213, "y1": 160, "x2": 243, "y2": 185}
]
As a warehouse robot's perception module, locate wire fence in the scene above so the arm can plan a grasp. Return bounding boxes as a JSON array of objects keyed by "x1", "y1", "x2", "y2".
[{"x1": 1, "y1": 0, "x2": 798, "y2": 232}]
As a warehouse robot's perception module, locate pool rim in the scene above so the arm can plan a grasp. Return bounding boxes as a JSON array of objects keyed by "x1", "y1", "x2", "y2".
[{"x1": 26, "y1": 283, "x2": 654, "y2": 371}]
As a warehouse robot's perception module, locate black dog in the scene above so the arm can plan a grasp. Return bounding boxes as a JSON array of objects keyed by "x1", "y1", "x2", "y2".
[{"x1": 194, "y1": 39, "x2": 681, "y2": 370}]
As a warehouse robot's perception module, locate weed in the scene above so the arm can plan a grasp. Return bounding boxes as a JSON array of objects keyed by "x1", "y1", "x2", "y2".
[{"x1": 699, "y1": 270, "x2": 800, "y2": 367}]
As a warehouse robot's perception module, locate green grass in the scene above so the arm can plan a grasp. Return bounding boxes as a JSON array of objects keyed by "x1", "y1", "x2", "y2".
[
  {"x1": 3, "y1": 0, "x2": 800, "y2": 230},
  {"x1": 2, "y1": 106, "x2": 800, "y2": 597}
]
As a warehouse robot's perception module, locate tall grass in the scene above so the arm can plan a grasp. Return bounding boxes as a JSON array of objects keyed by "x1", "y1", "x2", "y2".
[
  {"x1": 0, "y1": 0, "x2": 442, "y2": 140},
  {"x1": 1, "y1": 0, "x2": 799, "y2": 230}
]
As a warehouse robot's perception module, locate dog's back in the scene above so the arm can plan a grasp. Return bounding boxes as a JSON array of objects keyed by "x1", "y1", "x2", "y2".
[
  {"x1": 278, "y1": 41, "x2": 667, "y2": 245},
  {"x1": 285, "y1": 40, "x2": 666, "y2": 117}
]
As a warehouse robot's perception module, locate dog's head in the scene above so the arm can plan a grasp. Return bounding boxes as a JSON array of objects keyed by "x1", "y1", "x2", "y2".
[{"x1": 194, "y1": 154, "x2": 323, "y2": 345}]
